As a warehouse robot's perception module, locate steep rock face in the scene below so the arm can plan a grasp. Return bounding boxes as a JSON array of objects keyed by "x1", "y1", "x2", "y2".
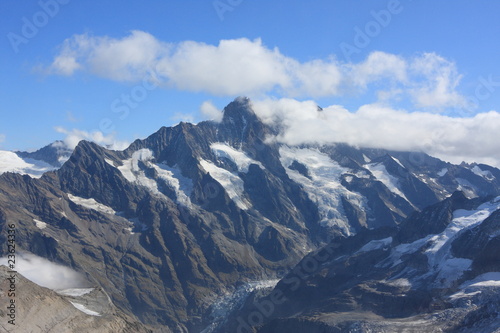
[
  {"x1": 0, "y1": 99, "x2": 319, "y2": 332},
  {"x1": 226, "y1": 195, "x2": 500, "y2": 333},
  {"x1": 396, "y1": 191, "x2": 479, "y2": 243},
  {"x1": 1, "y1": 98, "x2": 500, "y2": 332},
  {"x1": 451, "y1": 208, "x2": 500, "y2": 274}
]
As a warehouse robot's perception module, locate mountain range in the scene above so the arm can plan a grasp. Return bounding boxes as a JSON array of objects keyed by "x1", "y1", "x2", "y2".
[{"x1": 1, "y1": 97, "x2": 499, "y2": 332}]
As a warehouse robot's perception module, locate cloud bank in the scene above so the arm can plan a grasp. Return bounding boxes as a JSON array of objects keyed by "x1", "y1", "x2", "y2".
[
  {"x1": 0, "y1": 252, "x2": 88, "y2": 290},
  {"x1": 54, "y1": 127, "x2": 129, "y2": 150},
  {"x1": 252, "y1": 99, "x2": 500, "y2": 167},
  {"x1": 42, "y1": 31, "x2": 499, "y2": 167},
  {"x1": 44, "y1": 31, "x2": 468, "y2": 110}
]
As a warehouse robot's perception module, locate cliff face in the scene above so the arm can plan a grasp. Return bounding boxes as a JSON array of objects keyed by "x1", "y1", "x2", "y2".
[
  {"x1": 227, "y1": 195, "x2": 500, "y2": 333},
  {"x1": 0, "y1": 98, "x2": 499, "y2": 332}
]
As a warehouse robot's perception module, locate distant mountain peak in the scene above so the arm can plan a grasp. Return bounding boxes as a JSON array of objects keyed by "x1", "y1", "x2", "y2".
[{"x1": 16, "y1": 140, "x2": 72, "y2": 167}]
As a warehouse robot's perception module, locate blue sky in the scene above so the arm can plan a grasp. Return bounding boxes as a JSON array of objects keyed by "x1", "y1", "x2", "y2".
[{"x1": 1, "y1": 1, "x2": 500, "y2": 165}]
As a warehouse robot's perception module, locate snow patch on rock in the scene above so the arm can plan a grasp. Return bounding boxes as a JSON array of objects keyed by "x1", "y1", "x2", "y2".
[
  {"x1": 33, "y1": 218, "x2": 47, "y2": 229},
  {"x1": 200, "y1": 159, "x2": 250, "y2": 210},
  {"x1": 210, "y1": 142, "x2": 263, "y2": 173},
  {"x1": 70, "y1": 301, "x2": 101, "y2": 316},
  {"x1": 68, "y1": 194, "x2": 116, "y2": 215},
  {"x1": 365, "y1": 162, "x2": 408, "y2": 201}
]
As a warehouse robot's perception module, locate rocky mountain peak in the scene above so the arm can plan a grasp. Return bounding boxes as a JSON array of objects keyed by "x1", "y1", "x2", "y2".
[
  {"x1": 2, "y1": 98, "x2": 500, "y2": 332},
  {"x1": 217, "y1": 96, "x2": 274, "y2": 150},
  {"x1": 221, "y1": 96, "x2": 259, "y2": 128},
  {"x1": 16, "y1": 140, "x2": 72, "y2": 167}
]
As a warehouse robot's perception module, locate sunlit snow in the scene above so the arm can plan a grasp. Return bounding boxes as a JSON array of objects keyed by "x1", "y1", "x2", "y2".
[
  {"x1": 280, "y1": 147, "x2": 366, "y2": 234},
  {"x1": 33, "y1": 218, "x2": 48, "y2": 229},
  {"x1": 383, "y1": 196, "x2": 500, "y2": 287},
  {"x1": 154, "y1": 162, "x2": 193, "y2": 207},
  {"x1": 451, "y1": 272, "x2": 500, "y2": 300},
  {"x1": 117, "y1": 149, "x2": 193, "y2": 206},
  {"x1": 69, "y1": 302, "x2": 101, "y2": 316},
  {"x1": 57, "y1": 288, "x2": 94, "y2": 297},
  {"x1": 391, "y1": 156, "x2": 405, "y2": 168},
  {"x1": 0, "y1": 151, "x2": 57, "y2": 178},
  {"x1": 461, "y1": 272, "x2": 500, "y2": 288},
  {"x1": 198, "y1": 143, "x2": 265, "y2": 210},
  {"x1": 104, "y1": 158, "x2": 115, "y2": 167},
  {"x1": 199, "y1": 159, "x2": 250, "y2": 210},
  {"x1": 210, "y1": 142, "x2": 263, "y2": 172},
  {"x1": 365, "y1": 162, "x2": 409, "y2": 201},
  {"x1": 68, "y1": 193, "x2": 116, "y2": 215}
]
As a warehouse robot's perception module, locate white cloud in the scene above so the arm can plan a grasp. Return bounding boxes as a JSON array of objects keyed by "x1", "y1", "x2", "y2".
[
  {"x1": 409, "y1": 53, "x2": 468, "y2": 110},
  {"x1": 156, "y1": 38, "x2": 290, "y2": 95},
  {"x1": 252, "y1": 99, "x2": 500, "y2": 168},
  {"x1": 347, "y1": 51, "x2": 407, "y2": 89},
  {"x1": 285, "y1": 58, "x2": 343, "y2": 97},
  {"x1": 50, "y1": 54, "x2": 82, "y2": 76},
  {"x1": 55, "y1": 127, "x2": 129, "y2": 150},
  {"x1": 0, "y1": 252, "x2": 88, "y2": 290},
  {"x1": 170, "y1": 112, "x2": 195, "y2": 124},
  {"x1": 47, "y1": 30, "x2": 167, "y2": 80},
  {"x1": 200, "y1": 101, "x2": 223, "y2": 122},
  {"x1": 39, "y1": 32, "x2": 496, "y2": 165},
  {"x1": 42, "y1": 31, "x2": 469, "y2": 110}
]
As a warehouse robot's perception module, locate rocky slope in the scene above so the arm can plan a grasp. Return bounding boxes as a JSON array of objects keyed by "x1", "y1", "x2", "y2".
[
  {"x1": 225, "y1": 193, "x2": 500, "y2": 332},
  {"x1": 0, "y1": 97, "x2": 499, "y2": 332},
  {"x1": 0, "y1": 265, "x2": 150, "y2": 333}
]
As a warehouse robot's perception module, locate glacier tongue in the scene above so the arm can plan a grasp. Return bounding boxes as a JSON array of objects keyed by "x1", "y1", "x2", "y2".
[{"x1": 201, "y1": 279, "x2": 279, "y2": 333}]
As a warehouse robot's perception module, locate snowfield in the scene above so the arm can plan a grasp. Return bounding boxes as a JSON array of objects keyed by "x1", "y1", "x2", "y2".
[
  {"x1": 117, "y1": 148, "x2": 193, "y2": 206},
  {"x1": 383, "y1": 196, "x2": 500, "y2": 287},
  {"x1": 0, "y1": 151, "x2": 57, "y2": 178},
  {"x1": 279, "y1": 146, "x2": 367, "y2": 234}
]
